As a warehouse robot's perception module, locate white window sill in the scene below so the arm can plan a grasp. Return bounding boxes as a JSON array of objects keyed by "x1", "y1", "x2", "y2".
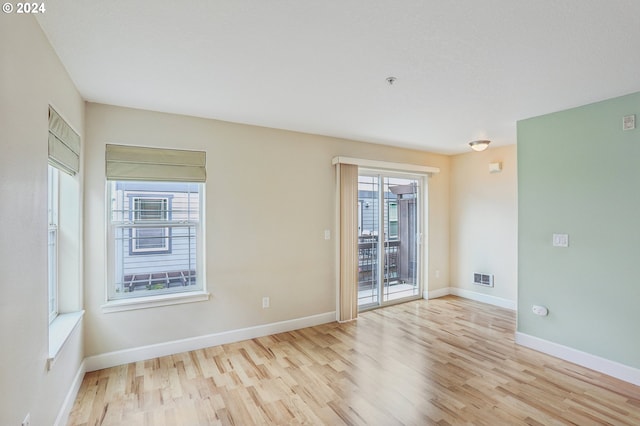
[
  {"x1": 48, "y1": 310, "x2": 84, "y2": 371},
  {"x1": 101, "y1": 291, "x2": 210, "y2": 313}
]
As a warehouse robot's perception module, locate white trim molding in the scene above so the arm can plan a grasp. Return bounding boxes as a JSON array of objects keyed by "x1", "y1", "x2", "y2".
[
  {"x1": 425, "y1": 286, "x2": 517, "y2": 311},
  {"x1": 425, "y1": 287, "x2": 450, "y2": 299},
  {"x1": 449, "y1": 287, "x2": 516, "y2": 310},
  {"x1": 515, "y1": 332, "x2": 640, "y2": 387},
  {"x1": 331, "y1": 156, "x2": 440, "y2": 175},
  {"x1": 101, "y1": 291, "x2": 210, "y2": 313},
  {"x1": 48, "y1": 310, "x2": 85, "y2": 370},
  {"x1": 85, "y1": 311, "x2": 336, "y2": 372}
]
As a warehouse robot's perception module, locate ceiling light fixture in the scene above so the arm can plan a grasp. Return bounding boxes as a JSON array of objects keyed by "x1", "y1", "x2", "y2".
[{"x1": 469, "y1": 140, "x2": 491, "y2": 152}]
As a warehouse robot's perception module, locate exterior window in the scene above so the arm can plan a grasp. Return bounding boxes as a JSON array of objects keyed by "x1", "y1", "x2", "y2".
[
  {"x1": 131, "y1": 197, "x2": 170, "y2": 254},
  {"x1": 47, "y1": 165, "x2": 59, "y2": 322},
  {"x1": 108, "y1": 181, "x2": 202, "y2": 300},
  {"x1": 388, "y1": 201, "x2": 398, "y2": 239}
]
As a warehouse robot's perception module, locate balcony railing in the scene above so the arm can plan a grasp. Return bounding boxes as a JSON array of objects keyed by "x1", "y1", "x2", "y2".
[
  {"x1": 123, "y1": 270, "x2": 196, "y2": 292},
  {"x1": 358, "y1": 237, "x2": 400, "y2": 289},
  {"x1": 358, "y1": 236, "x2": 419, "y2": 305}
]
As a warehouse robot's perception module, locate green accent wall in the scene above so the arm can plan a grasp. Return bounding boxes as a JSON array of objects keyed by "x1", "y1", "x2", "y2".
[{"x1": 518, "y1": 92, "x2": 640, "y2": 368}]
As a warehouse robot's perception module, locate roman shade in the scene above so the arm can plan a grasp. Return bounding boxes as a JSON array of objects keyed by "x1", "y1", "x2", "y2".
[
  {"x1": 105, "y1": 144, "x2": 206, "y2": 182},
  {"x1": 48, "y1": 106, "x2": 80, "y2": 175}
]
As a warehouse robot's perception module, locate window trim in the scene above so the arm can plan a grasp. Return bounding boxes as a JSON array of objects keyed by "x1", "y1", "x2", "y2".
[
  {"x1": 47, "y1": 105, "x2": 84, "y2": 369},
  {"x1": 101, "y1": 291, "x2": 210, "y2": 313},
  {"x1": 48, "y1": 165, "x2": 59, "y2": 323},
  {"x1": 47, "y1": 310, "x2": 84, "y2": 370}
]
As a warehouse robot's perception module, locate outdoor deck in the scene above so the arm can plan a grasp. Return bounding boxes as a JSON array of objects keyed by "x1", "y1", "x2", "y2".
[
  {"x1": 358, "y1": 282, "x2": 420, "y2": 305},
  {"x1": 123, "y1": 269, "x2": 196, "y2": 292}
]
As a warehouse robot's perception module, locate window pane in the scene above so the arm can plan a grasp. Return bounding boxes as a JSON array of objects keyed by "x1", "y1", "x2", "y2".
[
  {"x1": 134, "y1": 198, "x2": 167, "y2": 221},
  {"x1": 383, "y1": 176, "x2": 419, "y2": 302},
  {"x1": 109, "y1": 181, "x2": 201, "y2": 299},
  {"x1": 134, "y1": 228, "x2": 168, "y2": 250},
  {"x1": 358, "y1": 175, "x2": 379, "y2": 308}
]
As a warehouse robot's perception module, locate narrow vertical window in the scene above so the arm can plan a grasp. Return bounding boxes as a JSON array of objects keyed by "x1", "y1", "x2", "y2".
[
  {"x1": 47, "y1": 165, "x2": 59, "y2": 322},
  {"x1": 47, "y1": 105, "x2": 80, "y2": 322}
]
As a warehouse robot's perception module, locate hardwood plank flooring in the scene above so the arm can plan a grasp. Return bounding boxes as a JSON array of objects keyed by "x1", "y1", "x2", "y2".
[{"x1": 68, "y1": 296, "x2": 640, "y2": 425}]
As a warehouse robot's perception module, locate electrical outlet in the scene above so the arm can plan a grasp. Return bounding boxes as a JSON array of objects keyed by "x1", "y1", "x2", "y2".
[
  {"x1": 262, "y1": 296, "x2": 270, "y2": 308},
  {"x1": 22, "y1": 413, "x2": 31, "y2": 426},
  {"x1": 532, "y1": 305, "x2": 549, "y2": 316}
]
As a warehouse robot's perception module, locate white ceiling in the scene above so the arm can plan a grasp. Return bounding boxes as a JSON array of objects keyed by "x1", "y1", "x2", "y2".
[{"x1": 36, "y1": 0, "x2": 640, "y2": 154}]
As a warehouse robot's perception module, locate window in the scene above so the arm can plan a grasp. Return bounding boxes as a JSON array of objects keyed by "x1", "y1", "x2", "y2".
[
  {"x1": 388, "y1": 201, "x2": 398, "y2": 239},
  {"x1": 47, "y1": 105, "x2": 81, "y2": 323},
  {"x1": 131, "y1": 197, "x2": 170, "y2": 254},
  {"x1": 105, "y1": 144, "x2": 207, "y2": 305},
  {"x1": 108, "y1": 181, "x2": 202, "y2": 300},
  {"x1": 47, "y1": 106, "x2": 83, "y2": 366},
  {"x1": 47, "y1": 165, "x2": 59, "y2": 323}
]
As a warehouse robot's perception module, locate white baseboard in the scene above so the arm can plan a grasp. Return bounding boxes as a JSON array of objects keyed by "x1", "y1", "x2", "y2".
[
  {"x1": 54, "y1": 359, "x2": 86, "y2": 426},
  {"x1": 515, "y1": 332, "x2": 640, "y2": 387},
  {"x1": 449, "y1": 287, "x2": 517, "y2": 310},
  {"x1": 429, "y1": 291, "x2": 639, "y2": 386},
  {"x1": 85, "y1": 311, "x2": 336, "y2": 372},
  {"x1": 426, "y1": 286, "x2": 517, "y2": 311},
  {"x1": 426, "y1": 287, "x2": 450, "y2": 299}
]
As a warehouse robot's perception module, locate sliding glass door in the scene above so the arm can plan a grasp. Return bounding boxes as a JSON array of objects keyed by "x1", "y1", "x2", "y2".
[{"x1": 357, "y1": 172, "x2": 422, "y2": 309}]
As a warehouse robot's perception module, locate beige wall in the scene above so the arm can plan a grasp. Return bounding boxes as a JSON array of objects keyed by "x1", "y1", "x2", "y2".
[
  {"x1": 0, "y1": 15, "x2": 84, "y2": 425},
  {"x1": 84, "y1": 103, "x2": 450, "y2": 356},
  {"x1": 450, "y1": 145, "x2": 518, "y2": 303}
]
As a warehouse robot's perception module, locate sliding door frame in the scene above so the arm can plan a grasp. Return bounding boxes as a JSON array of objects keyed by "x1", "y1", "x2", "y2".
[
  {"x1": 359, "y1": 169, "x2": 426, "y2": 310},
  {"x1": 333, "y1": 156, "x2": 440, "y2": 321}
]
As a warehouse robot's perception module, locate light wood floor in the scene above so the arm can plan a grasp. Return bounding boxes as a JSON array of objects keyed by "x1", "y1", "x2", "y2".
[{"x1": 68, "y1": 296, "x2": 640, "y2": 425}]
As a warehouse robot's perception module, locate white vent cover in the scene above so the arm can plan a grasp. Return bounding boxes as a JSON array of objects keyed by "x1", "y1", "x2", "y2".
[{"x1": 473, "y1": 273, "x2": 494, "y2": 287}]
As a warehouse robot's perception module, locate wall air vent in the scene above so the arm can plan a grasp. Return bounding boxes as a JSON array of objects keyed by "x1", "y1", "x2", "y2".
[{"x1": 473, "y1": 273, "x2": 494, "y2": 287}]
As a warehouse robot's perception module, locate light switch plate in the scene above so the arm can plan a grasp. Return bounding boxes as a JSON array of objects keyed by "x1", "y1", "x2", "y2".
[
  {"x1": 552, "y1": 233, "x2": 569, "y2": 247},
  {"x1": 623, "y1": 114, "x2": 635, "y2": 130},
  {"x1": 489, "y1": 162, "x2": 502, "y2": 173}
]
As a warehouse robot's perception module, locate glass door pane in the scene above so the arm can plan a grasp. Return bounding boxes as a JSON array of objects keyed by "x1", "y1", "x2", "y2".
[
  {"x1": 357, "y1": 175, "x2": 379, "y2": 308},
  {"x1": 383, "y1": 176, "x2": 420, "y2": 302},
  {"x1": 358, "y1": 173, "x2": 421, "y2": 309}
]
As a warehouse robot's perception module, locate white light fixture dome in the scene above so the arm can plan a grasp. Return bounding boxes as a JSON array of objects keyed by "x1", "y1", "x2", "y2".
[{"x1": 469, "y1": 140, "x2": 491, "y2": 152}]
